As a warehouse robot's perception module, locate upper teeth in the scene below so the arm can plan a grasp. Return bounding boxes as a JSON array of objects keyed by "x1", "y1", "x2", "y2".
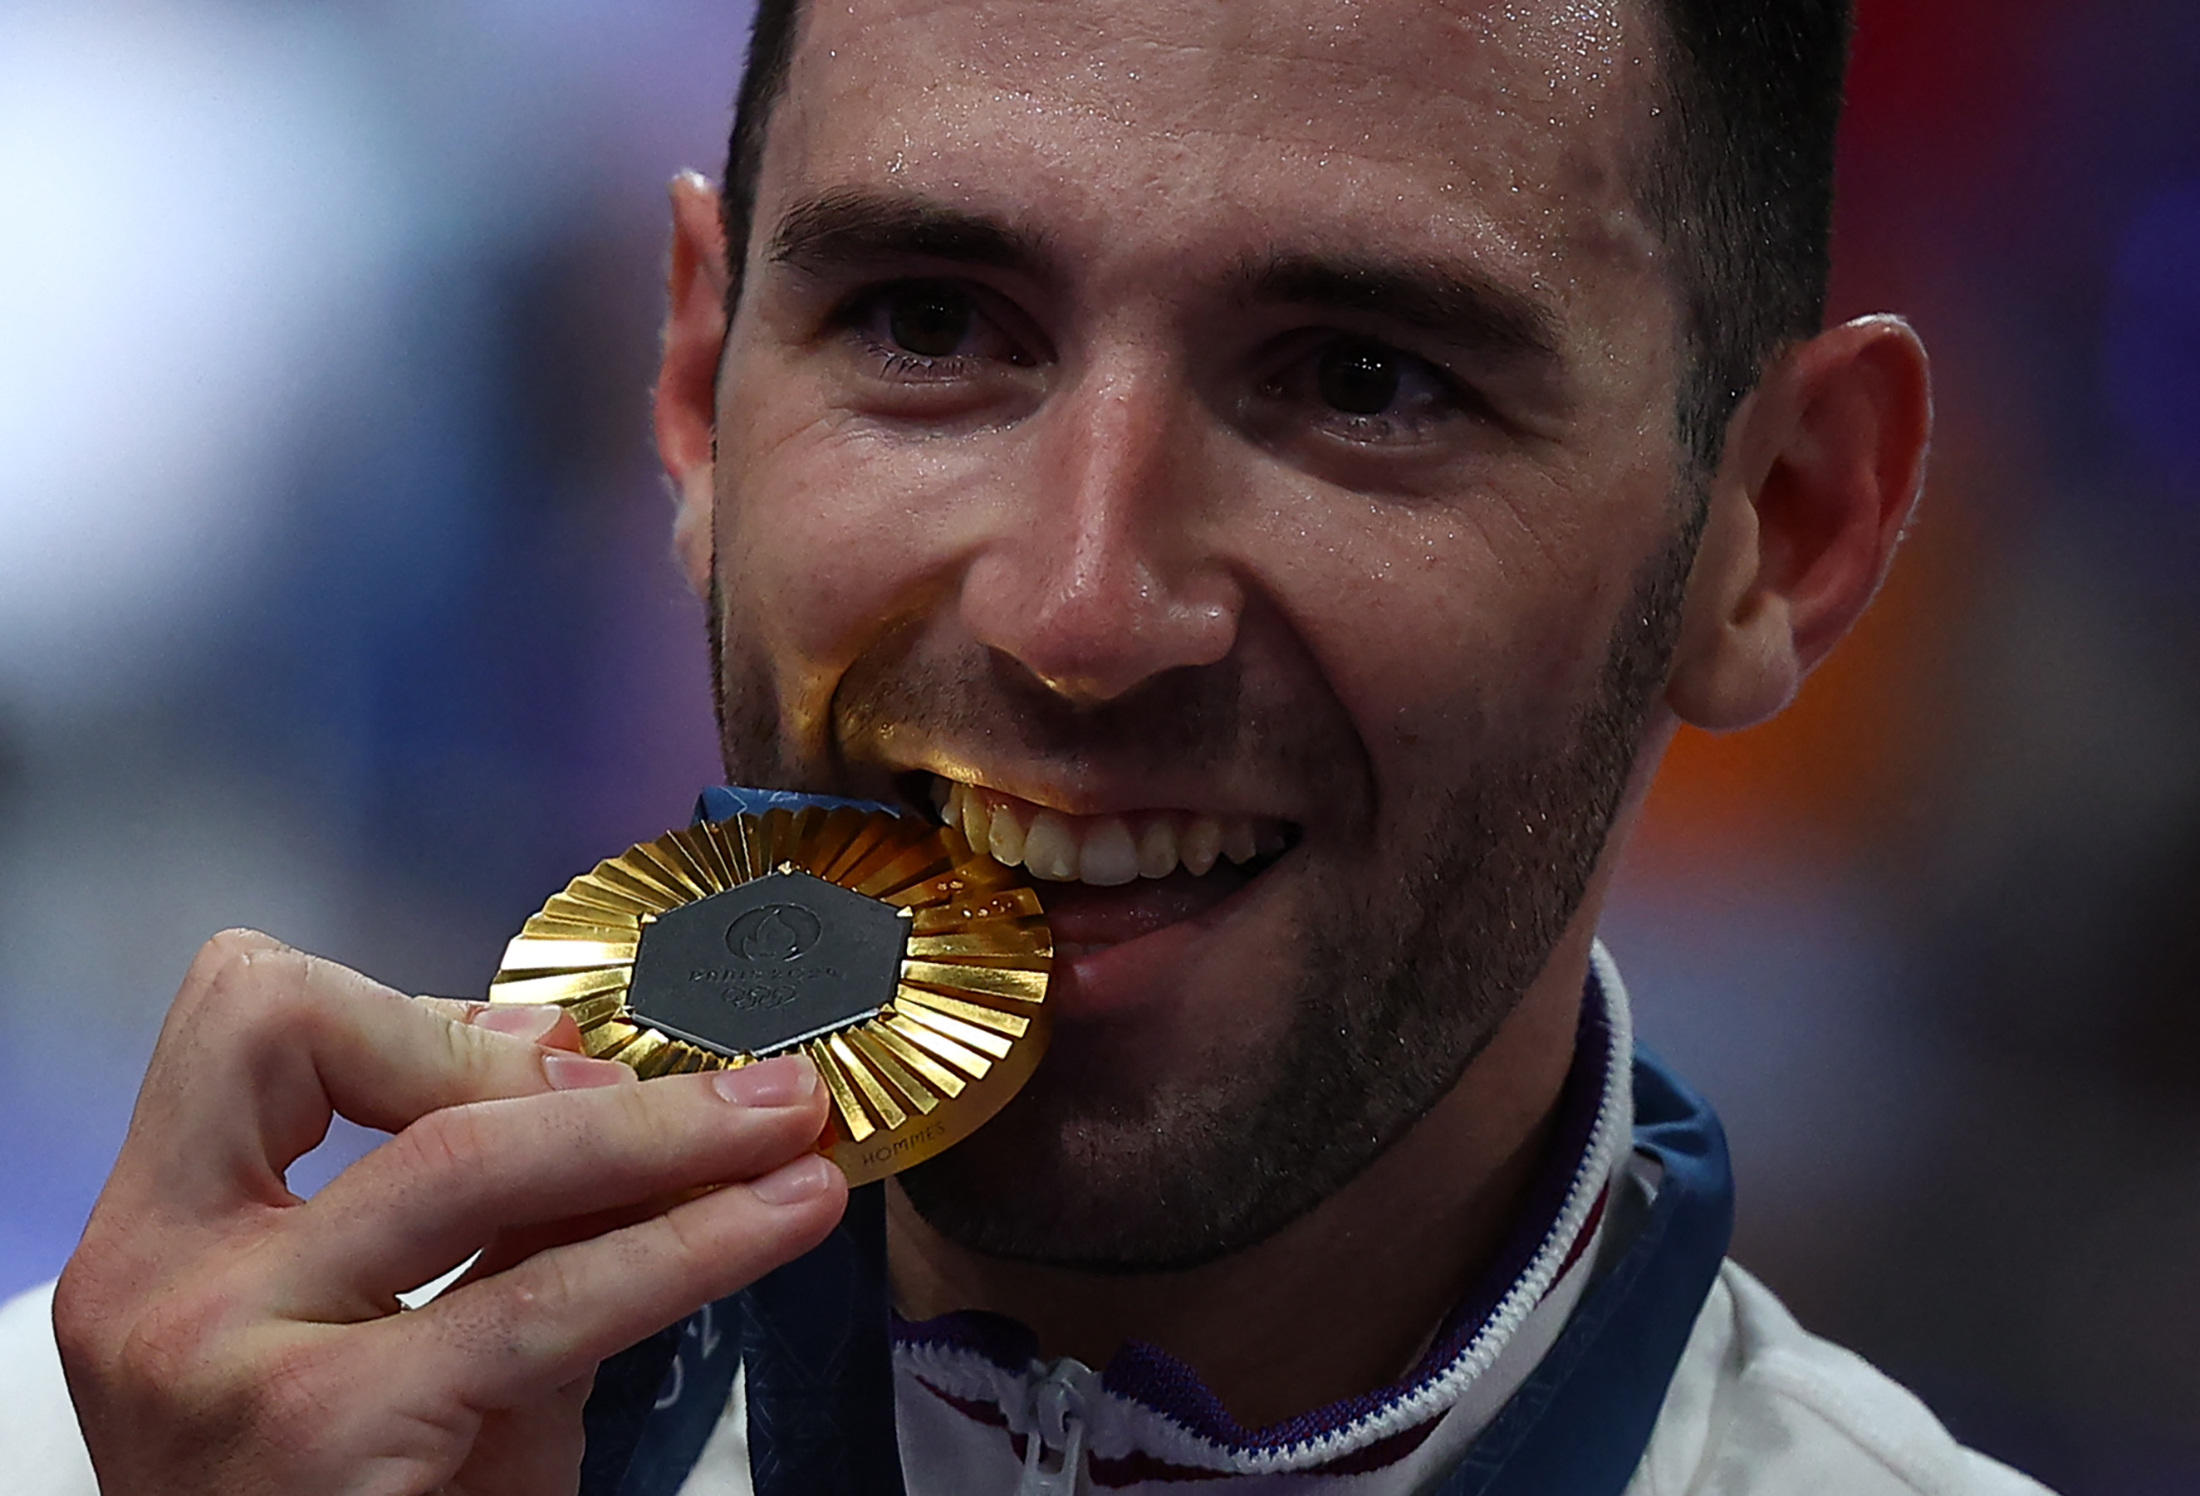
[{"x1": 934, "y1": 779, "x2": 1287, "y2": 885}]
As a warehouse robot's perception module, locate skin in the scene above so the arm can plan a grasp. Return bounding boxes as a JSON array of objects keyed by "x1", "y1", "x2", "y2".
[
  {"x1": 56, "y1": 0, "x2": 1930, "y2": 1485},
  {"x1": 656, "y1": 0, "x2": 1930, "y2": 1426},
  {"x1": 55, "y1": 933, "x2": 847, "y2": 1495},
  {"x1": 689, "y1": 0, "x2": 1689, "y2": 1304}
]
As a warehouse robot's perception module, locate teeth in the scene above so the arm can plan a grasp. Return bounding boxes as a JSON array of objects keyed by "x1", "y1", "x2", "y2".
[
  {"x1": 1180, "y1": 817, "x2": 1221, "y2": 876},
  {"x1": 959, "y1": 784, "x2": 991, "y2": 854},
  {"x1": 934, "y1": 778, "x2": 1286, "y2": 887},
  {"x1": 1079, "y1": 818, "x2": 1140, "y2": 886},
  {"x1": 1221, "y1": 819, "x2": 1259, "y2": 865},
  {"x1": 1136, "y1": 818, "x2": 1178, "y2": 879},
  {"x1": 1022, "y1": 811, "x2": 1080, "y2": 881},
  {"x1": 987, "y1": 803, "x2": 1027, "y2": 865}
]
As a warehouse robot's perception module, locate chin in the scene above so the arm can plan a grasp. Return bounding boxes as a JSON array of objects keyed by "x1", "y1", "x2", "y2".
[
  {"x1": 895, "y1": 1090, "x2": 1282, "y2": 1274},
  {"x1": 892, "y1": 925, "x2": 1427, "y2": 1273}
]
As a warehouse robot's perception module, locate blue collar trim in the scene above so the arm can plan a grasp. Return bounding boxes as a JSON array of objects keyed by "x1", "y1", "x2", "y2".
[
  {"x1": 1429, "y1": 1048, "x2": 1735, "y2": 1496},
  {"x1": 580, "y1": 790, "x2": 1735, "y2": 1496},
  {"x1": 581, "y1": 1048, "x2": 1731, "y2": 1496}
]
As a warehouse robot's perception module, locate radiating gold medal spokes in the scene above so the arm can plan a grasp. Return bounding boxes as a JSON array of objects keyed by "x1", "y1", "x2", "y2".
[{"x1": 489, "y1": 806, "x2": 1051, "y2": 1184}]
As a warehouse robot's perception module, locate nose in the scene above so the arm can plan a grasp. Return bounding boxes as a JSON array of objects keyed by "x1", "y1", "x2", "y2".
[{"x1": 958, "y1": 363, "x2": 1242, "y2": 707}]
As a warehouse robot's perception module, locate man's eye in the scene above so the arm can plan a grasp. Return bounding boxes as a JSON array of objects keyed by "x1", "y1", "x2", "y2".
[
  {"x1": 837, "y1": 279, "x2": 1034, "y2": 378},
  {"x1": 1266, "y1": 335, "x2": 1463, "y2": 440},
  {"x1": 885, "y1": 284, "x2": 976, "y2": 357},
  {"x1": 1316, "y1": 341, "x2": 1407, "y2": 415}
]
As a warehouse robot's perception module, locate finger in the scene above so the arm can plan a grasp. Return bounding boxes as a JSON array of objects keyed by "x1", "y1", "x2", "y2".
[
  {"x1": 462, "y1": 1196, "x2": 674, "y2": 1289},
  {"x1": 444, "y1": 1375, "x2": 594, "y2": 1496},
  {"x1": 121, "y1": 931, "x2": 590, "y2": 1217},
  {"x1": 276, "y1": 1056, "x2": 830, "y2": 1310},
  {"x1": 465, "y1": 999, "x2": 587, "y2": 1057},
  {"x1": 388, "y1": 1150, "x2": 847, "y2": 1410}
]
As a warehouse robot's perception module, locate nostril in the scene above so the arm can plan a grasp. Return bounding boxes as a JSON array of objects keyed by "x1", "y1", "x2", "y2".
[{"x1": 961, "y1": 542, "x2": 1242, "y2": 710}]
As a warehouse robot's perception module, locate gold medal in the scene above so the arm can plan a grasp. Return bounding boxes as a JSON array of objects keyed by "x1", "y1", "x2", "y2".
[{"x1": 489, "y1": 805, "x2": 1050, "y2": 1184}]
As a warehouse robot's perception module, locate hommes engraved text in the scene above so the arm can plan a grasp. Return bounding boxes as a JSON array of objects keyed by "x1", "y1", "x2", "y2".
[{"x1": 862, "y1": 1119, "x2": 947, "y2": 1169}]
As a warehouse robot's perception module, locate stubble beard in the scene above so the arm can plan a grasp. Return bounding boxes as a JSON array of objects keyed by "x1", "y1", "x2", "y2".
[{"x1": 707, "y1": 506, "x2": 1699, "y2": 1274}]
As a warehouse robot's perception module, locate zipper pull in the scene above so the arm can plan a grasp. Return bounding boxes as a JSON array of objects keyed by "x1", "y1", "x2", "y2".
[{"x1": 1015, "y1": 1357, "x2": 1094, "y2": 1496}]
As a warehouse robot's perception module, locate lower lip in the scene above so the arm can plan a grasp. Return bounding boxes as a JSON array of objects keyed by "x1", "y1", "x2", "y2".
[{"x1": 1033, "y1": 862, "x2": 1280, "y2": 1020}]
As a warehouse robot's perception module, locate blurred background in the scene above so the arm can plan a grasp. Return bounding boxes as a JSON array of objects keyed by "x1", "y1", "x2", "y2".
[{"x1": 0, "y1": 0, "x2": 2192, "y2": 1488}]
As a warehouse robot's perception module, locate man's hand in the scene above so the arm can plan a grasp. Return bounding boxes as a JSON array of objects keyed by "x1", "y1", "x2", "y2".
[{"x1": 53, "y1": 929, "x2": 847, "y2": 1496}]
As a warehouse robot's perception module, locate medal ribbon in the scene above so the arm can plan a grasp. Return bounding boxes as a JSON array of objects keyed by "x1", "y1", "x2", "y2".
[
  {"x1": 1428, "y1": 1048, "x2": 1735, "y2": 1496},
  {"x1": 577, "y1": 788, "x2": 912, "y2": 1496}
]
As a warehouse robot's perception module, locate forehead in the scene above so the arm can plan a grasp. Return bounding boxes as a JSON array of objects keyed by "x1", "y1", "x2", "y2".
[{"x1": 760, "y1": 0, "x2": 1666, "y2": 322}]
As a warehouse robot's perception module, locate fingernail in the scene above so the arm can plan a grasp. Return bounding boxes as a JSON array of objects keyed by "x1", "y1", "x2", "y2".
[
  {"x1": 475, "y1": 1005, "x2": 563, "y2": 1043},
  {"x1": 712, "y1": 1055, "x2": 818, "y2": 1108},
  {"x1": 544, "y1": 1051, "x2": 633, "y2": 1090},
  {"x1": 751, "y1": 1154, "x2": 837, "y2": 1206}
]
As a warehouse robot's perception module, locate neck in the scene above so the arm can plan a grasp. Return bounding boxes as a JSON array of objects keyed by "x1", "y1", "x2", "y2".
[{"x1": 885, "y1": 926, "x2": 1595, "y2": 1431}]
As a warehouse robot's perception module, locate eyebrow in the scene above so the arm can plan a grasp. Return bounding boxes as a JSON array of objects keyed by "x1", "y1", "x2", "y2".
[
  {"x1": 1234, "y1": 252, "x2": 1565, "y2": 367},
  {"x1": 763, "y1": 191, "x2": 1565, "y2": 371},
  {"x1": 767, "y1": 189, "x2": 1055, "y2": 279}
]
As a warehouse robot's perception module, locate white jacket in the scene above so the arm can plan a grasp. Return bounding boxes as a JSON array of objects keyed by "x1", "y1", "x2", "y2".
[
  {"x1": 0, "y1": 950, "x2": 2054, "y2": 1496},
  {"x1": 0, "y1": 1261, "x2": 2056, "y2": 1496}
]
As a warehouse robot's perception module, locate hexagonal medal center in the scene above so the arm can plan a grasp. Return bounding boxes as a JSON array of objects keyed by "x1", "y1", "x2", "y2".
[{"x1": 626, "y1": 869, "x2": 908, "y2": 1057}]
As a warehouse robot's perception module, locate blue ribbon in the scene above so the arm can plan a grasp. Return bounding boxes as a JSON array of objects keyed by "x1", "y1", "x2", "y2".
[
  {"x1": 1432, "y1": 1051, "x2": 1734, "y2": 1496},
  {"x1": 693, "y1": 786, "x2": 908, "y2": 823},
  {"x1": 579, "y1": 788, "x2": 909, "y2": 1496}
]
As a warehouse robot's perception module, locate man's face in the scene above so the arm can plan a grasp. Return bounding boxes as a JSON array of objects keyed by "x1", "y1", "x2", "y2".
[{"x1": 707, "y1": 0, "x2": 1688, "y2": 1267}]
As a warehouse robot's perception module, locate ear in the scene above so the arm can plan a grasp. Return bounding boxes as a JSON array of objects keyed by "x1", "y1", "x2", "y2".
[
  {"x1": 654, "y1": 170, "x2": 732, "y2": 600},
  {"x1": 1665, "y1": 315, "x2": 1933, "y2": 731}
]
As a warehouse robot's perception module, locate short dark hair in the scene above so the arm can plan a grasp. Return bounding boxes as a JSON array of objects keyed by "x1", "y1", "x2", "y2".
[
  {"x1": 719, "y1": 0, "x2": 804, "y2": 316},
  {"x1": 1639, "y1": 2, "x2": 1854, "y2": 465},
  {"x1": 718, "y1": 0, "x2": 1852, "y2": 469}
]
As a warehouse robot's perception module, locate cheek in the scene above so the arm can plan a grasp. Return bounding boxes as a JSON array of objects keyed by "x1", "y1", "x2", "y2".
[
  {"x1": 719, "y1": 440, "x2": 906, "y2": 663},
  {"x1": 713, "y1": 375, "x2": 1013, "y2": 678},
  {"x1": 1237, "y1": 466, "x2": 1665, "y2": 788}
]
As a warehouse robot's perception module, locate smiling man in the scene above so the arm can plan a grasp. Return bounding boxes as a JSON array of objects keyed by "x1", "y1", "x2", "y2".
[{"x1": 14, "y1": 0, "x2": 2058, "y2": 1493}]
